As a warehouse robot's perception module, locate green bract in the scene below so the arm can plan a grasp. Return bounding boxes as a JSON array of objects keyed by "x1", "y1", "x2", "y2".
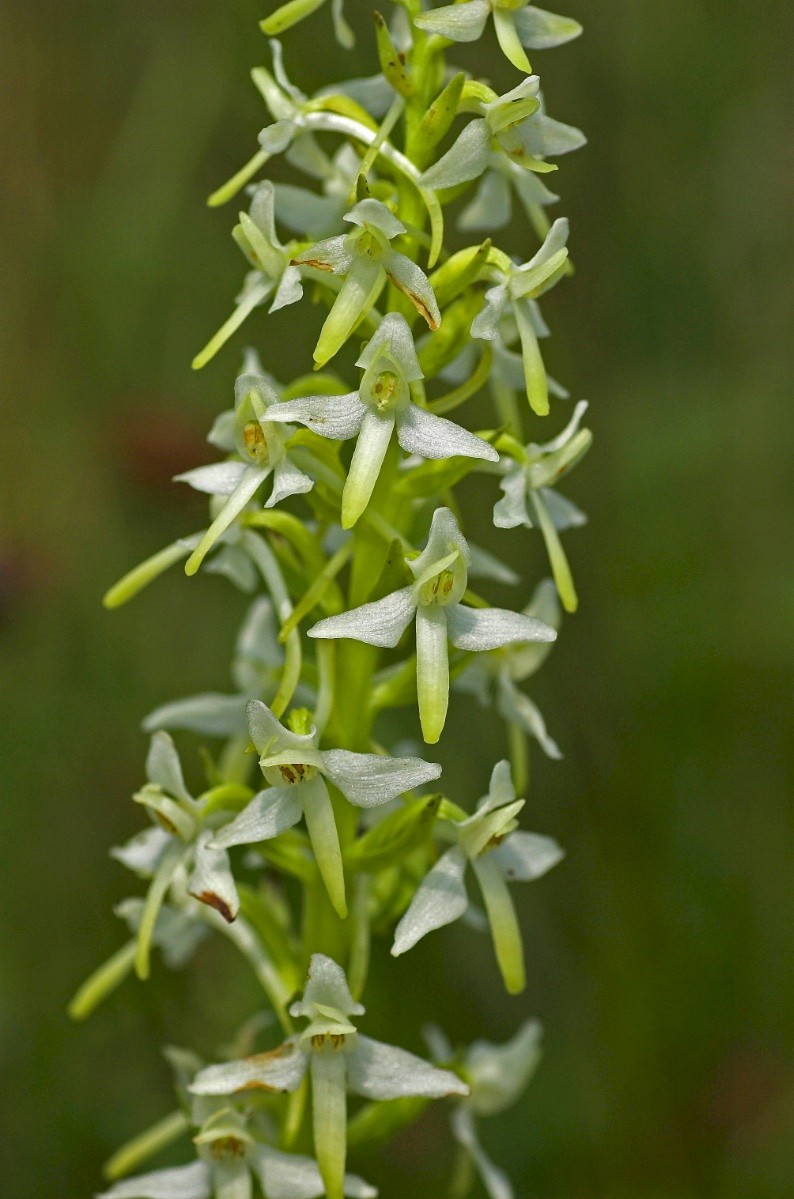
[{"x1": 79, "y1": 7, "x2": 590, "y2": 1199}]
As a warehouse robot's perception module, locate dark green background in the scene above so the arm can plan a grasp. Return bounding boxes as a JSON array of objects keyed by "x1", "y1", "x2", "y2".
[{"x1": 2, "y1": 1, "x2": 793, "y2": 1195}]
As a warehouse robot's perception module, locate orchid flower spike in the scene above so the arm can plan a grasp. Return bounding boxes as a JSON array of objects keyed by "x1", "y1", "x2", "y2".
[
  {"x1": 177, "y1": 352, "x2": 313, "y2": 576},
  {"x1": 308, "y1": 507, "x2": 556, "y2": 743},
  {"x1": 267, "y1": 313, "x2": 497, "y2": 527},
  {"x1": 414, "y1": 0, "x2": 581, "y2": 74},
  {"x1": 392, "y1": 760, "x2": 563, "y2": 993},
  {"x1": 189, "y1": 955, "x2": 468, "y2": 1199},
  {"x1": 291, "y1": 199, "x2": 441, "y2": 368},
  {"x1": 456, "y1": 579, "x2": 563, "y2": 759},
  {"x1": 495, "y1": 401, "x2": 591, "y2": 610},
  {"x1": 211, "y1": 701, "x2": 441, "y2": 917},
  {"x1": 471, "y1": 217, "x2": 571, "y2": 416}
]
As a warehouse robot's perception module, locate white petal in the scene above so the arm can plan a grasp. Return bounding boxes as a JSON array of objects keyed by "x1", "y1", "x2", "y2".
[
  {"x1": 494, "y1": 468, "x2": 532, "y2": 530},
  {"x1": 266, "y1": 393, "x2": 366, "y2": 439},
  {"x1": 458, "y1": 169, "x2": 512, "y2": 231},
  {"x1": 175, "y1": 461, "x2": 249, "y2": 497},
  {"x1": 292, "y1": 234, "x2": 355, "y2": 275},
  {"x1": 143, "y1": 693, "x2": 247, "y2": 738},
  {"x1": 308, "y1": 588, "x2": 416, "y2": 648},
  {"x1": 203, "y1": 545, "x2": 258, "y2": 593},
  {"x1": 496, "y1": 677, "x2": 562, "y2": 759},
  {"x1": 450, "y1": 1107, "x2": 514, "y2": 1199},
  {"x1": 392, "y1": 847, "x2": 469, "y2": 955},
  {"x1": 521, "y1": 112, "x2": 586, "y2": 158},
  {"x1": 447, "y1": 605, "x2": 556, "y2": 652},
  {"x1": 384, "y1": 251, "x2": 441, "y2": 330},
  {"x1": 470, "y1": 282, "x2": 508, "y2": 341},
  {"x1": 347, "y1": 1035, "x2": 469, "y2": 1100},
  {"x1": 269, "y1": 264, "x2": 304, "y2": 313},
  {"x1": 513, "y1": 4, "x2": 582, "y2": 48},
  {"x1": 467, "y1": 544, "x2": 520, "y2": 586},
  {"x1": 292, "y1": 953, "x2": 364, "y2": 1017},
  {"x1": 419, "y1": 119, "x2": 491, "y2": 191},
  {"x1": 413, "y1": 0, "x2": 489, "y2": 42},
  {"x1": 247, "y1": 699, "x2": 315, "y2": 757},
  {"x1": 535, "y1": 398, "x2": 589, "y2": 453},
  {"x1": 253, "y1": 1146, "x2": 377, "y2": 1199},
  {"x1": 465, "y1": 1019, "x2": 543, "y2": 1116},
  {"x1": 267, "y1": 457, "x2": 314, "y2": 507},
  {"x1": 188, "y1": 832, "x2": 239, "y2": 923},
  {"x1": 356, "y1": 311, "x2": 423, "y2": 381},
  {"x1": 321, "y1": 750, "x2": 441, "y2": 808},
  {"x1": 273, "y1": 184, "x2": 345, "y2": 239},
  {"x1": 97, "y1": 1161, "x2": 212, "y2": 1199},
  {"x1": 189, "y1": 1042, "x2": 307, "y2": 1095},
  {"x1": 410, "y1": 505, "x2": 471, "y2": 577},
  {"x1": 237, "y1": 596, "x2": 282, "y2": 666},
  {"x1": 493, "y1": 829, "x2": 564, "y2": 881},
  {"x1": 259, "y1": 118, "x2": 297, "y2": 155},
  {"x1": 480, "y1": 759, "x2": 517, "y2": 812},
  {"x1": 211, "y1": 787, "x2": 303, "y2": 849},
  {"x1": 207, "y1": 409, "x2": 237, "y2": 453},
  {"x1": 344, "y1": 198, "x2": 405, "y2": 239},
  {"x1": 397, "y1": 405, "x2": 498, "y2": 462},
  {"x1": 539, "y1": 485, "x2": 587, "y2": 530},
  {"x1": 110, "y1": 826, "x2": 171, "y2": 877},
  {"x1": 146, "y1": 732, "x2": 192, "y2": 802}
]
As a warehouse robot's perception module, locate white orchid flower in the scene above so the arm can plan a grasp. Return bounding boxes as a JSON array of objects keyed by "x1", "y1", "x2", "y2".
[
  {"x1": 425, "y1": 1020, "x2": 543, "y2": 1199},
  {"x1": 176, "y1": 353, "x2": 313, "y2": 577},
  {"x1": 420, "y1": 77, "x2": 585, "y2": 192},
  {"x1": 455, "y1": 579, "x2": 563, "y2": 759},
  {"x1": 495, "y1": 400, "x2": 591, "y2": 610},
  {"x1": 308, "y1": 507, "x2": 556, "y2": 744},
  {"x1": 97, "y1": 1109, "x2": 376, "y2": 1199},
  {"x1": 189, "y1": 954, "x2": 468, "y2": 1199},
  {"x1": 392, "y1": 760, "x2": 563, "y2": 993},
  {"x1": 266, "y1": 313, "x2": 497, "y2": 527},
  {"x1": 414, "y1": 1, "x2": 581, "y2": 74},
  {"x1": 211, "y1": 701, "x2": 441, "y2": 918},
  {"x1": 471, "y1": 217, "x2": 571, "y2": 416},
  {"x1": 291, "y1": 199, "x2": 441, "y2": 368}
]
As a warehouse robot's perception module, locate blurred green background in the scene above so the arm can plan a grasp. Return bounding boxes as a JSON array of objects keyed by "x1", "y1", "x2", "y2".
[{"x1": 2, "y1": 0, "x2": 793, "y2": 1195}]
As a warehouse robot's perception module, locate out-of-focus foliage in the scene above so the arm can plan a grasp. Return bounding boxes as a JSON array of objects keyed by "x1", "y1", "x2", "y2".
[{"x1": 1, "y1": 1, "x2": 792, "y2": 1196}]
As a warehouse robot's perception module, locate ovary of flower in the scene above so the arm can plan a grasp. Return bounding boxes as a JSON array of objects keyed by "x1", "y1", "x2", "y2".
[
  {"x1": 291, "y1": 198, "x2": 441, "y2": 368},
  {"x1": 414, "y1": 0, "x2": 581, "y2": 74},
  {"x1": 266, "y1": 312, "x2": 497, "y2": 528},
  {"x1": 176, "y1": 357, "x2": 313, "y2": 577},
  {"x1": 391, "y1": 760, "x2": 563, "y2": 994},
  {"x1": 471, "y1": 217, "x2": 571, "y2": 417},
  {"x1": 419, "y1": 75, "x2": 586, "y2": 193},
  {"x1": 308, "y1": 507, "x2": 556, "y2": 744},
  {"x1": 495, "y1": 400, "x2": 592, "y2": 611},
  {"x1": 456, "y1": 578, "x2": 563, "y2": 759},
  {"x1": 210, "y1": 701, "x2": 442, "y2": 919},
  {"x1": 189, "y1": 955, "x2": 469, "y2": 1199}
]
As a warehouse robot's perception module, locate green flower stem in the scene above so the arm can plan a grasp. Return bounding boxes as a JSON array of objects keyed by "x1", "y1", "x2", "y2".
[
  {"x1": 277, "y1": 539, "x2": 352, "y2": 641},
  {"x1": 103, "y1": 1110, "x2": 190, "y2": 1182},
  {"x1": 430, "y1": 344, "x2": 494, "y2": 415}
]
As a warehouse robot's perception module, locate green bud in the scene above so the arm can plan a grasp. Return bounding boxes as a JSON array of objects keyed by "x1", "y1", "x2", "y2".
[
  {"x1": 416, "y1": 71, "x2": 466, "y2": 153},
  {"x1": 345, "y1": 794, "x2": 442, "y2": 873},
  {"x1": 374, "y1": 11, "x2": 412, "y2": 98}
]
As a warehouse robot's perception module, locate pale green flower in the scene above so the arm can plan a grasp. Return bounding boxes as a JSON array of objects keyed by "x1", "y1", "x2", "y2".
[
  {"x1": 455, "y1": 579, "x2": 563, "y2": 758},
  {"x1": 471, "y1": 218, "x2": 571, "y2": 416},
  {"x1": 177, "y1": 352, "x2": 313, "y2": 577},
  {"x1": 414, "y1": 1, "x2": 581, "y2": 74},
  {"x1": 421, "y1": 77, "x2": 584, "y2": 192},
  {"x1": 267, "y1": 312, "x2": 496, "y2": 527},
  {"x1": 495, "y1": 400, "x2": 591, "y2": 610},
  {"x1": 291, "y1": 199, "x2": 441, "y2": 367},
  {"x1": 190, "y1": 955, "x2": 468, "y2": 1199},
  {"x1": 308, "y1": 507, "x2": 556, "y2": 743},
  {"x1": 392, "y1": 760, "x2": 563, "y2": 993},
  {"x1": 425, "y1": 1020, "x2": 543, "y2": 1199},
  {"x1": 212, "y1": 702, "x2": 441, "y2": 918}
]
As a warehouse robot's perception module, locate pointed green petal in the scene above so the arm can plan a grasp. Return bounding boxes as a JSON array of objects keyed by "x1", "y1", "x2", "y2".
[
  {"x1": 341, "y1": 411, "x2": 394, "y2": 528},
  {"x1": 311, "y1": 1047, "x2": 348, "y2": 1199},
  {"x1": 493, "y1": 8, "x2": 533, "y2": 72},
  {"x1": 301, "y1": 776, "x2": 347, "y2": 917},
  {"x1": 416, "y1": 606, "x2": 450, "y2": 744},
  {"x1": 314, "y1": 260, "x2": 383, "y2": 368}
]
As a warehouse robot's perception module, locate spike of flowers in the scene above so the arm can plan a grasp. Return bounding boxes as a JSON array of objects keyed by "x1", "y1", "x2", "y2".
[{"x1": 76, "y1": 6, "x2": 591, "y2": 1198}]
